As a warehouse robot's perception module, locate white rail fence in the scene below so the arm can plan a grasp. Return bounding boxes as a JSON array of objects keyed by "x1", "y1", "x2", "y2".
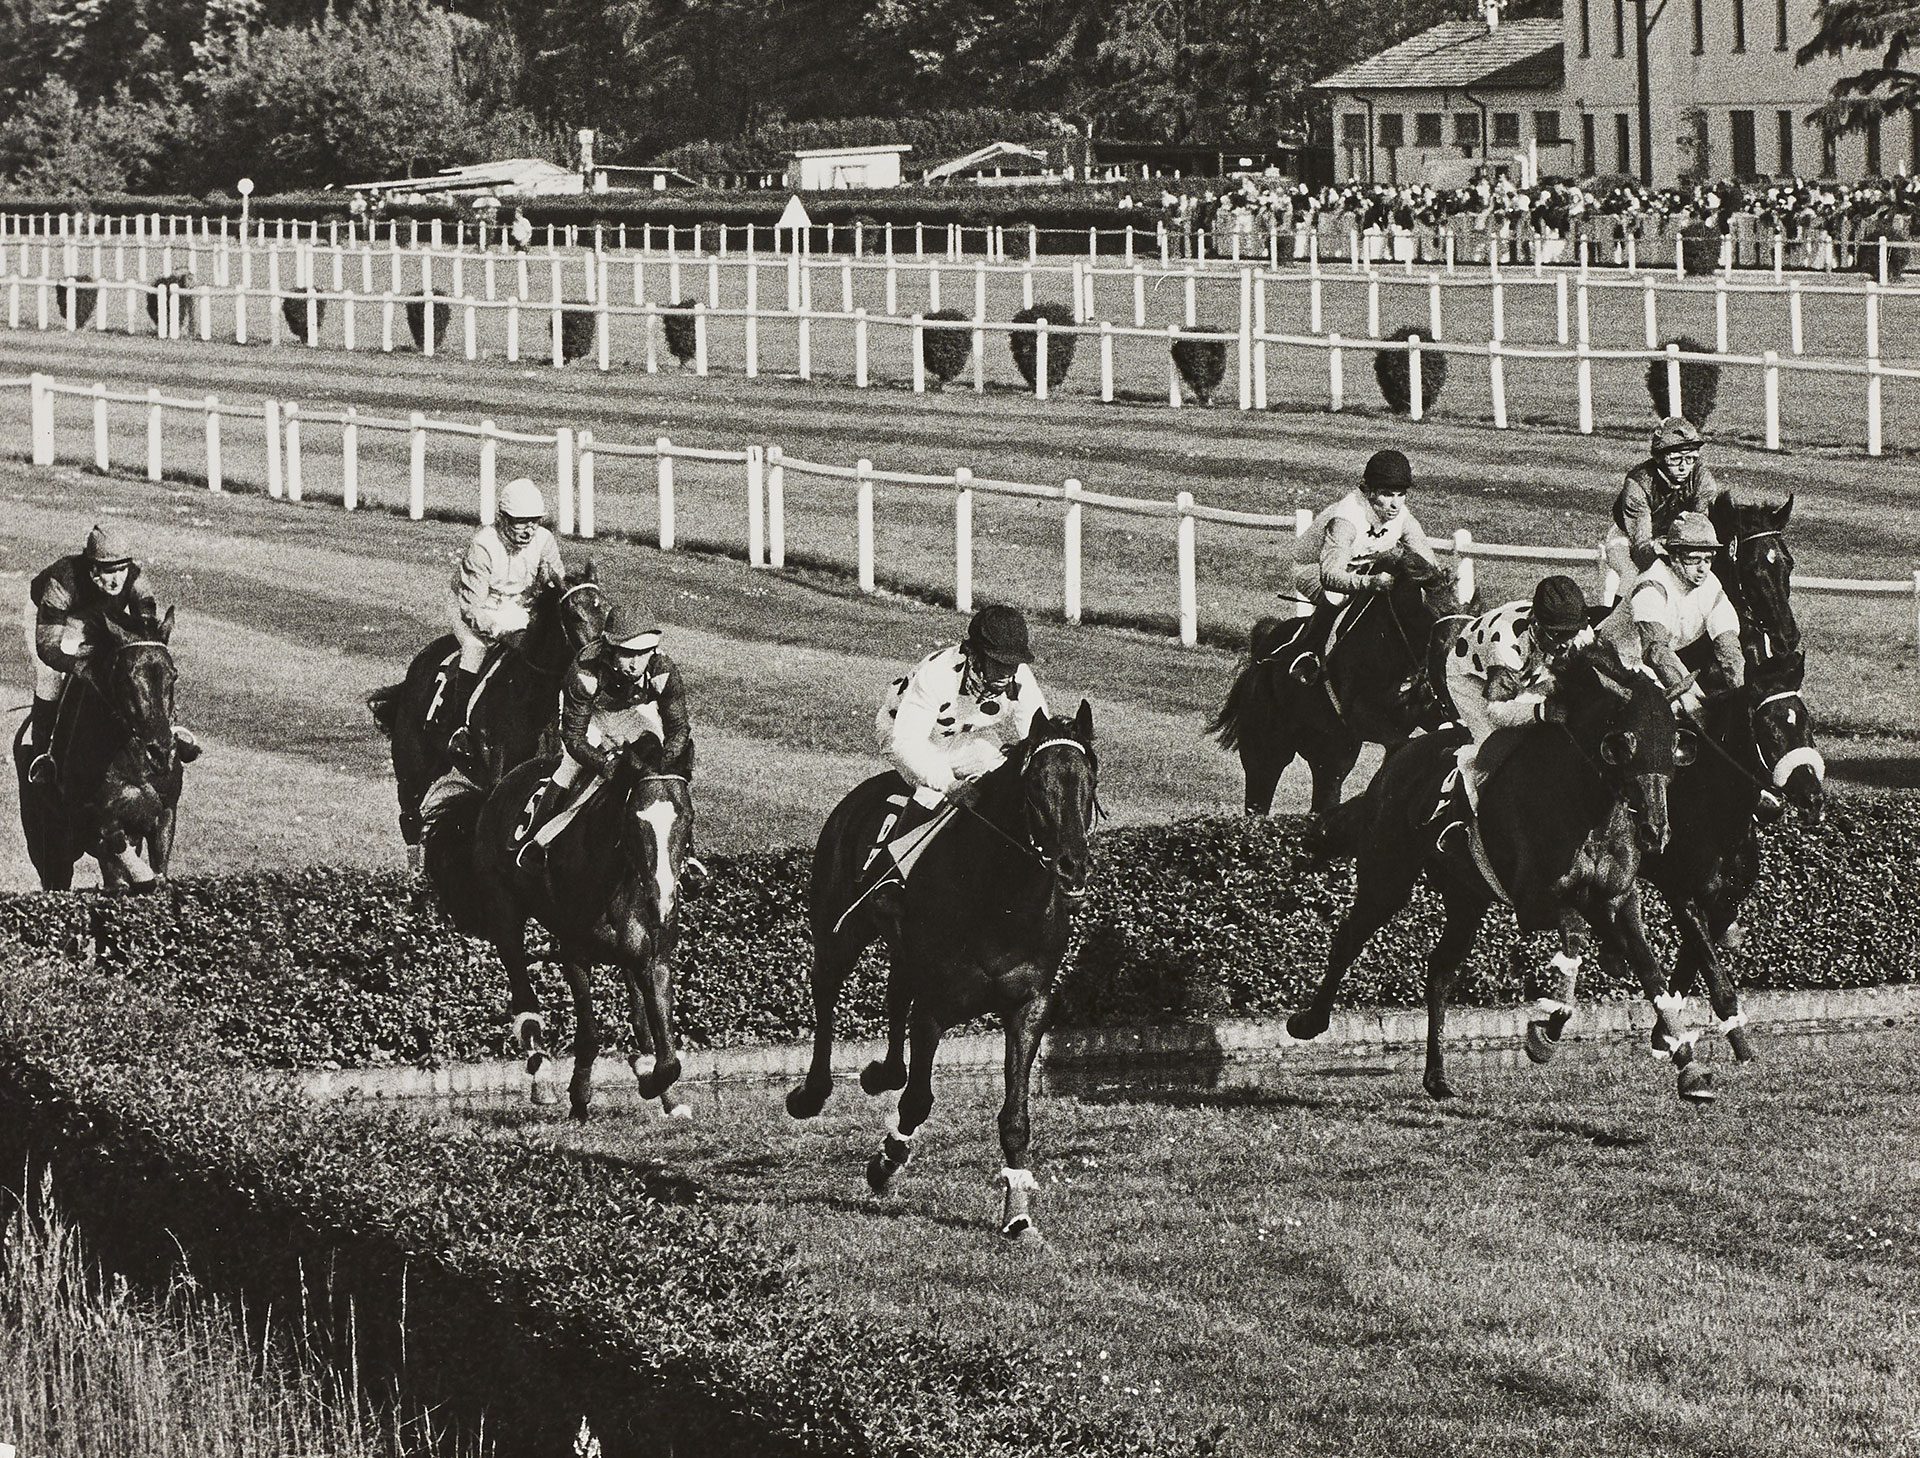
[
  {"x1": 9, "y1": 370, "x2": 1918, "y2": 660},
  {"x1": 8, "y1": 243, "x2": 1920, "y2": 455}
]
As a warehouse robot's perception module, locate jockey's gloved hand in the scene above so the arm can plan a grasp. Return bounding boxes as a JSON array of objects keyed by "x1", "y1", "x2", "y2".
[
  {"x1": 1367, "y1": 573, "x2": 1395, "y2": 592},
  {"x1": 943, "y1": 778, "x2": 984, "y2": 809}
]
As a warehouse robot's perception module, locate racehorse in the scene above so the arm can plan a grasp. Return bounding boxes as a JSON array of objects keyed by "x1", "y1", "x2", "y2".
[
  {"x1": 1287, "y1": 652, "x2": 1713, "y2": 1103},
  {"x1": 787, "y1": 702, "x2": 1098, "y2": 1242},
  {"x1": 12, "y1": 611, "x2": 185, "y2": 892},
  {"x1": 1209, "y1": 542, "x2": 1475, "y2": 823},
  {"x1": 368, "y1": 567, "x2": 606, "y2": 850},
  {"x1": 1625, "y1": 493, "x2": 1824, "y2": 1071},
  {"x1": 426, "y1": 740, "x2": 692, "y2": 1121}
]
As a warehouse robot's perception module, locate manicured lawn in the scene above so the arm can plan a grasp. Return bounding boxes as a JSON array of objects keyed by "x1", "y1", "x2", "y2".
[{"x1": 439, "y1": 1025, "x2": 1920, "y2": 1458}]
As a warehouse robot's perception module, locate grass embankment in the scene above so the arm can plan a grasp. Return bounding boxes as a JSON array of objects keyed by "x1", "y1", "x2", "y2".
[
  {"x1": 445, "y1": 1026, "x2": 1920, "y2": 1458},
  {"x1": 1, "y1": 1177, "x2": 475, "y2": 1458}
]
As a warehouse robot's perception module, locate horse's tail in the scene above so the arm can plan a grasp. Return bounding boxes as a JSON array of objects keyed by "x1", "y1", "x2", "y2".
[
  {"x1": 1207, "y1": 617, "x2": 1290, "y2": 752},
  {"x1": 367, "y1": 683, "x2": 402, "y2": 738}
]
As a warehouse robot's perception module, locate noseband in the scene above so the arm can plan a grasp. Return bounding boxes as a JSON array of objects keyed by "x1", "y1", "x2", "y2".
[
  {"x1": 953, "y1": 738, "x2": 1095, "y2": 884},
  {"x1": 1751, "y1": 689, "x2": 1825, "y2": 789},
  {"x1": 1722, "y1": 528, "x2": 1798, "y2": 665},
  {"x1": 91, "y1": 640, "x2": 176, "y2": 764}
]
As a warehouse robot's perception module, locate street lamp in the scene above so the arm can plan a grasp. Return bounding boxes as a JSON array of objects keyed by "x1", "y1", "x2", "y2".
[{"x1": 237, "y1": 177, "x2": 254, "y2": 242}]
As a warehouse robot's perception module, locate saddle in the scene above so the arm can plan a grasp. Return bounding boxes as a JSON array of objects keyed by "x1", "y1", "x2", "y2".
[{"x1": 427, "y1": 639, "x2": 513, "y2": 731}]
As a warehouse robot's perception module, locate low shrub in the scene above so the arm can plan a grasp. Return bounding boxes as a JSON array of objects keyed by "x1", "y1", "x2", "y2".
[
  {"x1": 56, "y1": 276, "x2": 97, "y2": 329},
  {"x1": 1009, "y1": 302, "x2": 1076, "y2": 390},
  {"x1": 1170, "y1": 325, "x2": 1228, "y2": 405},
  {"x1": 1855, "y1": 219, "x2": 1910, "y2": 282},
  {"x1": 0, "y1": 956, "x2": 1195, "y2": 1458},
  {"x1": 143, "y1": 272, "x2": 199, "y2": 334},
  {"x1": 661, "y1": 300, "x2": 700, "y2": 363},
  {"x1": 280, "y1": 291, "x2": 327, "y2": 343},
  {"x1": 1678, "y1": 222, "x2": 1723, "y2": 276},
  {"x1": 920, "y1": 307, "x2": 971, "y2": 385},
  {"x1": 0, "y1": 795, "x2": 1909, "y2": 1070},
  {"x1": 1373, "y1": 324, "x2": 1448, "y2": 414},
  {"x1": 404, "y1": 298, "x2": 451, "y2": 351},
  {"x1": 558, "y1": 307, "x2": 596, "y2": 363},
  {"x1": 1645, "y1": 334, "x2": 1721, "y2": 425}
]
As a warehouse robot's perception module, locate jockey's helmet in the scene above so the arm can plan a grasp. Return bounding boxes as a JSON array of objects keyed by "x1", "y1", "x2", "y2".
[
  {"x1": 1362, "y1": 449, "x2": 1415, "y2": 493},
  {"x1": 966, "y1": 605, "x2": 1033, "y2": 668},
  {"x1": 1529, "y1": 576, "x2": 1587, "y2": 661},
  {"x1": 83, "y1": 523, "x2": 134, "y2": 568},
  {"x1": 1651, "y1": 416, "x2": 1703, "y2": 457},
  {"x1": 1663, "y1": 512, "x2": 1720, "y2": 586},
  {"x1": 602, "y1": 606, "x2": 660, "y2": 679},
  {"x1": 497, "y1": 478, "x2": 545, "y2": 549}
]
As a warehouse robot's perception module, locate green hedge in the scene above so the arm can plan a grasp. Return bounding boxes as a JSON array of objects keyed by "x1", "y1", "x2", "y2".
[
  {"x1": 0, "y1": 955, "x2": 1199, "y2": 1457},
  {"x1": 0, "y1": 794, "x2": 1909, "y2": 1071}
]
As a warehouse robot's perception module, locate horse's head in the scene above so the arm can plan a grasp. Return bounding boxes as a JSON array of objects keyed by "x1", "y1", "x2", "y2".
[
  {"x1": 1556, "y1": 649, "x2": 1680, "y2": 853},
  {"x1": 1378, "y1": 542, "x2": 1474, "y2": 622},
  {"x1": 1709, "y1": 494, "x2": 1799, "y2": 665},
  {"x1": 617, "y1": 754, "x2": 693, "y2": 932},
  {"x1": 1747, "y1": 665, "x2": 1826, "y2": 824},
  {"x1": 524, "y1": 563, "x2": 608, "y2": 669},
  {"x1": 1017, "y1": 700, "x2": 1098, "y2": 896},
  {"x1": 101, "y1": 607, "x2": 178, "y2": 780}
]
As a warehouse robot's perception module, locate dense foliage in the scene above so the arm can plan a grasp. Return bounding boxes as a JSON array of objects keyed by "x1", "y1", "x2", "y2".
[
  {"x1": 0, "y1": 954, "x2": 1206, "y2": 1457},
  {"x1": 1009, "y1": 302, "x2": 1078, "y2": 388},
  {"x1": 0, "y1": 797, "x2": 1907, "y2": 1071},
  {"x1": 1645, "y1": 334, "x2": 1722, "y2": 425},
  {"x1": 920, "y1": 307, "x2": 972, "y2": 384},
  {"x1": 1374, "y1": 323, "x2": 1449, "y2": 415},
  {"x1": 1170, "y1": 325, "x2": 1228, "y2": 405}
]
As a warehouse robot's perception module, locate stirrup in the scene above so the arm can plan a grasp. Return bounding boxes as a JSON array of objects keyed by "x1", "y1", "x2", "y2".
[
  {"x1": 172, "y1": 726, "x2": 202, "y2": 763},
  {"x1": 1288, "y1": 651, "x2": 1323, "y2": 685},
  {"x1": 27, "y1": 753, "x2": 55, "y2": 786}
]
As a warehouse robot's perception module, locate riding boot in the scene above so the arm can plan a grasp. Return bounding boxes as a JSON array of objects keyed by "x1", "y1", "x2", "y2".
[
  {"x1": 427, "y1": 668, "x2": 478, "y2": 742},
  {"x1": 1288, "y1": 603, "x2": 1336, "y2": 685},
  {"x1": 26, "y1": 698, "x2": 56, "y2": 786},
  {"x1": 171, "y1": 725, "x2": 202, "y2": 764}
]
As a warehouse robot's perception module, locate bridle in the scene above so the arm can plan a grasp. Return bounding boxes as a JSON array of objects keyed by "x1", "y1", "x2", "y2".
[
  {"x1": 525, "y1": 579, "x2": 607, "y2": 675},
  {"x1": 1719, "y1": 527, "x2": 1799, "y2": 667},
  {"x1": 82, "y1": 639, "x2": 176, "y2": 770},
  {"x1": 953, "y1": 736, "x2": 1098, "y2": 889}
]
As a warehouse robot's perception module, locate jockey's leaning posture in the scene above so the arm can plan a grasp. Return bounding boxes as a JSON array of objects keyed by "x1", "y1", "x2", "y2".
[
  {"x1": 516, "y1": 606, "x2": 692, "y2": 863},
  {"x1": 432, "y1": 477, "x2": 564, "y2": 742},
  {"x1": 1600, "y1": 511, "x2": 1745, "y2": 716},
  {"x1": 1288, "y1": 448, "x2": 1441, "y2": 684},
  {"x1": 1604, "y1": 417, "x2": 1726, "y2": 592},
  {"x1": 24, "y1": 524, "x2": 197, "y2": 786},
  {"x1": 849, "y1": 605, "x2": 1048, "y2": 908},
  {"x1": 1442, "y1": 574, "x2": 1590, "y2": 806}
]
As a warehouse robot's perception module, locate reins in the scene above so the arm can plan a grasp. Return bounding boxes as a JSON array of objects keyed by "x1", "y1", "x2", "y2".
[
  {"x1": 953, "y1": 737, "x2": 1094, "y2": 878},
  {"x1": 74, "y1": 640, "x2": 175, "y2": 765}
]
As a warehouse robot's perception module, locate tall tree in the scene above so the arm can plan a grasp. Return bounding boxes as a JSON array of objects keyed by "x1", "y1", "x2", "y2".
[{"x1": 1799, "y1": 0, "x2": 1920, "y2": 132}]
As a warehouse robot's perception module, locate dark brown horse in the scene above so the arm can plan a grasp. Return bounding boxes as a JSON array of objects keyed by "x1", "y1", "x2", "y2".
[
  {"x1": 368, "y1": 566, "x2": 606, "y2": 854},
  {"x1": 1288, "y1": 653, "x2": 1714, "y2": 1103},
  {"x1": 12, "y1": 612, "x2": 185, "y2": 892},
  {"x1": 1209, "y1": 543, "x2": 1476, "y2": 823},
  {"x1": 426, "y1": 743, "x2": 692, "y2": 1120},
  {"x1": 787, "y1": 703, "x2": 1098, "y2": 1242}
]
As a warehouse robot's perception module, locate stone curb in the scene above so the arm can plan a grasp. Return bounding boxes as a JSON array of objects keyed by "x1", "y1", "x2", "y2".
[{"x1": 293, "y1": 983, "x2": 1920, "y2": 1102}]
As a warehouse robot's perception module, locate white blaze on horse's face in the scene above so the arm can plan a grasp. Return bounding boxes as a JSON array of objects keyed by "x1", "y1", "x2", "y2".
[{"x1": 636, "y1": 797, "x2": 680, "y2": 925}]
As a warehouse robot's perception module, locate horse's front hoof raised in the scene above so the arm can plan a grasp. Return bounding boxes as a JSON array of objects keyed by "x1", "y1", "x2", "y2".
[
  {"x1": 1678, "y1": 1066, "x2": 1716, "y2": 1106},
  {"x1": 786, "y1": 1083, "x2": 829, "y2": 1120},
  {"x1": 1424, "y1": 1074, "x2": 1458, "y2": 1101},
  {"x1": 1286, "y1": 1008, "x2": 1330, "y2": 1042},
  {"x1": 866, "y1": 1152, "x2": 905, "y2": 1196},
  {"x1": 1728, "y1": 1029, "x2": 1757, "y2": 1064},
  {"x1": 1524, "y1": 1020, "x2": 1563, "y2": 1065},
  {"x1": 634, "y1": 1057, "x2": 681, "y2": 1100},
  {"x1": 859, "y1": 1060, "x2": 906, "y2": 1095}
]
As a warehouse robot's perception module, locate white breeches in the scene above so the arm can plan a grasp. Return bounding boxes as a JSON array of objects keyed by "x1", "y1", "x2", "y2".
[
  {"x1": 1601, "y1": 527, "x2": 1636, "y2": 604},
  {"x1": 1445, "y1": 670, "x2": 1502, "y2": 746},
  {"x1": 20, "y1": 595, "x2": 65, "y2": 702},
  {"x1": 555, "y1": 701, "x2": 666, "y2": 787},
  {"x1": 449, "y1": 593, "x2": 530, "y2": 672}
]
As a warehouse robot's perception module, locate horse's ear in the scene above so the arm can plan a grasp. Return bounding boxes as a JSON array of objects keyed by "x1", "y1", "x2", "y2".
[
  {"x1": 1073, "y1": 698, "x2": 1094, "y2": 741},
  {"x1": 579, "y1": 558, "x2": 597, "y2": 582},
  {"x1": 1708, "y1": 493, "x2": 1734, "y2": 532},
  {"x1": 1774, "y1": 494, "x2": 1793, "y2": 528},
  {"x1": 157, "y1": 606, "x2": 175, "y2": 643}
]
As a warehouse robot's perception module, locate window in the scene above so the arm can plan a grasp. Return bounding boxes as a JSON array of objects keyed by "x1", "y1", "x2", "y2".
[
  {"x1": 1455, "y1": 112, "x2": 1482, "y2": 147},
  {"x1": 1776, "y1": 0, "x2": 1789, "y2": 49},
  {"x1": 1733, "y1": 0, "x2": 1746, "y2": 50},
  {"x1": 1613, "y1": 0, "x2": 1626, "y2": 56},
  {"x1": 1616, "y1": 113, "x2": 1633, "y2": 173},
  {"x1": 1580, "y1": 0, "x2": 1592, "y2": 56},
  {"x1": 1778, "y1": 110, "x2": 1795, "y2": 174},
  {"x1": 1692, "y1": 0, "x2": 1705, "y2": 53},
  {"x1": 1582, "y1": 112, "x2": 1597, "y2": 174},
  {"x1": 1341, "y1": 112, "x2": 1366, "y2": 145},
  {"x1": 1416, "y1": 113, "x2": 1444, "y2": 146},
  {"x1": 1820, "y1": 123, "x2": 1837, "y2": 178},
  {"x1": 1731, "y1": 110, "x2": 1756, "y2": 177},
  {"x1": 1378, "y1": 113, "x2": 1404, "y2": 148},
  {"x1": 1866, "y1": 116, "x2": 1881, "y2": 174},
  {"x1": 1534, "y1": 111, "x2": 1562, "y2": 144},
  {"x1": 1493, "y1": 112, "x2": 1520, "y2": 146}
]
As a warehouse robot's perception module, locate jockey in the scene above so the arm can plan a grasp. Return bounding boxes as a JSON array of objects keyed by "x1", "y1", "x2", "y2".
[
  {"x1": 24, "y1": 524, "x2": 197, "y2": 786},
  {"x1": 432, "y1": 476, "x2": 564, "y2": 742},
  {"x1": 1600, "y1": 511, "x2": 1745, "y2": 715},
  {"x1": 847, "y1": 605, "x2": 1048, "y2": 911},
  {"x1": 1604, "y1": 417, "x2": 1726, "y2": 592},
  {"x1": 516, "y1": 606, "x2": 692, "y2": 864},
  {"x1": 1442, "y1": 575, "x2": 1591, "y2": 807},
  {"x1": 1288, "y1": 448, "x2": 1441, "y2": 685}
]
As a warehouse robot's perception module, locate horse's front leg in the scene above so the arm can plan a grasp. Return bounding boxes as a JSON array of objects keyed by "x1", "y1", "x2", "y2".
[
  {"x1": 996, "y1": 989, "x2": 1051, "y2": 1243},
  {"x1": 1526, "y1": 912, "x2": 1589, "y2": 1065},
  {"x1": 147, "y1": 801, "x2": 176, "y2": 879},
  {"x1": 1676, "y1": 896, "x2": 1755, "y2": 1065},
  {"x1": 559, "y1": 957, "x2": 599, "y2": 1121},
  {"x1": 493, "y1": 915, "x2": 555, "y2": 1103},
  {"x1": 787, "y1": 935, "x2": 859, "y2": 1119},
  {"x1": 1599, "y1": 888, "x2": 1713, "y2": 1106},
  {"x1": 860, "y1": 952, "x2": 911, "y2": 1096},
  {"x1": 868, "y1": 1010, "x2": 940, "y2": 1197},
  {"x1": 1422, "y1": 891, "x2": 1488, "y2": 1101},
  {"x1": 628, "y1": 948, "x2": 685, "y2": 1113}
]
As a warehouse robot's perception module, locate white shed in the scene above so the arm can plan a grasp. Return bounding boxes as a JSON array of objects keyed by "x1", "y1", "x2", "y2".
[{"x1": 785, "y1": 144, "x2": 912, "y2": 191}]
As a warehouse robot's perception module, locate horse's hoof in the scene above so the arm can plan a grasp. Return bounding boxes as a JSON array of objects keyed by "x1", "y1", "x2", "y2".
[
  {"x1": 1728, "y1": 1029, "x2": 1757, "y2": 1064},
  {"x1": 569, "y1": 1100, "x2": 592, "y2": 1124},
  {"x1": 786, "y1": 1084, "x2": 829, "y2": 1120},
  {"x1": 529, "y1": 1077, "x2": 559, "y2": 1107},
  {"x1": 635, "y1": 1058, "x2": 681, "y2": 1100},
  {"x1": 1524, "y1": 1020, "x2": 1562, "y2": 1065},
  {"x1": 1678, "y1": 1066, "x2": 1716, "y2": 1106},
  {"x1": 525, "y1": 1049, "x2": 547, "y2": 1077},
  {"x1": 859, "y1": 1060, "x2": 904, "y2": 1095},
  {"x1": 1003, "y1": 1218, "x2": 1045, "y2": 1247},
  {"x1": 1649, "y1": 1026, "x2": 1673, "y2": 1055},
  {"x1": 665, "y1": 1100, "x2": 694, "y2": 1121},
  {"x1": 1715, "y1": 921, "x2": 1747, "y2": 952},
  {"x1": 1286, "y1": 1009, "x2": 1330, "y2": 1042},
  {"x1": 865, "y1": 1153, "x2": 903, "y2": 1197},
  {"x1": 1424, "y1": 1076, "x2": 1458, "y2": 1101}
]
